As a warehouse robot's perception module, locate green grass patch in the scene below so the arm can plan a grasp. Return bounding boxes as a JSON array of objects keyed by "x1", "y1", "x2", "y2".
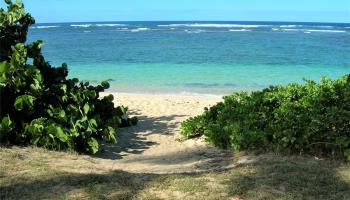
[{"x1": 1, "y1": 147, "x2": 349, "y2": 200}]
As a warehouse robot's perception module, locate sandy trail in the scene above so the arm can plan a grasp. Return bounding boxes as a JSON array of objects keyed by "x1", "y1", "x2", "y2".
[
  {"x1": 99, "y1": 93, "x2": 236, "y2": 173},
  {"x1": 36, "y1": 93, "x2": 241, "y2": 174}
]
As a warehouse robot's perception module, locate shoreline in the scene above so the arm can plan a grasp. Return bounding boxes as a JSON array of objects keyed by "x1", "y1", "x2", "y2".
[
  {"x1": 102, "y1": 92, "x2": 223, "y2": 113},
  {"x1": 102, "y1": 91, "x2": 225, "y2": 99}
]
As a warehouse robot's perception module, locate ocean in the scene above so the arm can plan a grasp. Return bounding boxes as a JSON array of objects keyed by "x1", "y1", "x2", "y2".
[{"x1": 27, "y1": 21, "x2": 350, "y2": 96}]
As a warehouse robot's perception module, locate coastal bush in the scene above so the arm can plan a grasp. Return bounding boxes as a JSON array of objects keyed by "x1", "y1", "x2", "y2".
[
  {"x1": 181, "y1": 75, "x2": 350, "y2": 159},
  {"x1": 0, "y1": 0, "x2": 137, "y2": 154}
]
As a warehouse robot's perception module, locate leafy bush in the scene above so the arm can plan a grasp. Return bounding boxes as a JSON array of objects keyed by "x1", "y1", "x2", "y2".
[
  {"x1": 0, "y1": 0, "x2": 137, "y2": 154},
  {"x1": 182, "y1": 75, "x2": 350, "y2": 159}
]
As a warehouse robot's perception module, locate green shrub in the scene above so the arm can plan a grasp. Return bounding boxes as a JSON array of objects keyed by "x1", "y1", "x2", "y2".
[
  {"x1": 181, "y1": 76, "x2": 350, "y2": 159},
  {"x1": 0, "y1": 0, "x2": 137, "y2": 154}
]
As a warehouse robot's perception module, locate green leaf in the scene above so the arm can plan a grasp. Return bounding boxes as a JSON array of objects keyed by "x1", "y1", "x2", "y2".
[
  {"x1": 88, "y1": 138, "x2": 99, "y2": 154},
  {"x1": 32, "y1": 136, "x2": 40, "y2": 144},
  {"x1": 60, "y1": 84, "x2": 67, "y2": 93},
  {"x1": 106, "y1": 126, "x2": 117, "y2": 143},
  {"x1": 55, "y1": 127, "x2": 68, "y2": 142},
  {"x1": 35, "y1": 40, "x2": 44, "y2": 48},
  {"x1": 47, "y1": 125, "x2": 68, "y2": 142},
  {"x1": 11, "y1": 43, "x2": 27, "y2": 66},
  {"x1": 121, "y1": 106, "x2": 127, "y2": 114},
  {"x1": 58, "y1": 110, "x2": 66, "y2": 119},
  {"x1": 0, "y1": 116, "x2": 15, "y2": 135},
  {"x1": 89, "y1": 118, "x2": 97, "y2": 128},
  {"x1": 25, "y1": 118, "x2": 46, "y2": 144},
  {"x1": 25, "y1": 118, "x2": 45, "y2": 135},
  {"x1": 29, "y1": 79, "x2": 42, "y2": 93},
  {"x1": 101, "y1": 81, "x2": 110, "y2": 89},
  {"x1": 0, "y1": 61, "x2": 8, "y2": 74},
  {"x1": 83, "y1": 103, "x2": 90, "y2": 114},
  {"x1": 14, "y1": 95, "x2": 36, "y2": 111}
]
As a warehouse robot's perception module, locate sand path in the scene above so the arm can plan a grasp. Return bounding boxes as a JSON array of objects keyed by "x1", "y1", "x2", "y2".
[
  {"x1": 45, "y1": 93, "x2": 241, "y2": 174},
  {"x1": 99, "y1": 93, "x2": 237, "y2": 173}
]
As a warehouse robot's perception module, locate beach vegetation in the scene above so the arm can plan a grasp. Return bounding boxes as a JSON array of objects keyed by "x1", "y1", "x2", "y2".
[
  {"x1": 0, "y1": 0, "x2": 137, "y2": 154},
  {"x1": 182, "y1": 75, "x2": 350, "y2": 160}
]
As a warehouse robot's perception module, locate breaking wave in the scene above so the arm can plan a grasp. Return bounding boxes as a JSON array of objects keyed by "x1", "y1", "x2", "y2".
[
  {"x1": 274, "y1": 28, "x2": 347, "y2": 33},
  {"x1": 279, "y1": 25, "x2": 302, "y2": 28},
  {"x1": 306, "y1": 29, "x2": 346, "y2": 33},
  {"x1": 71, "y1": 24, "x2": 92, "y2": 28},
  {"x1": 32, "y1": 25, "x2": 60, "y2": 29},
  {"x1": 229, "y1": 29, "x2": 251, "y2": 32},
  {"x1": 158, "y1": 23, "x2": 270, "y2": 28},
  {"x1": 95, "y1": 24, "x2": 127, "y2": 27},
  {"x1": 130, "y1": 28, "x2": 150, "y2": 32}
]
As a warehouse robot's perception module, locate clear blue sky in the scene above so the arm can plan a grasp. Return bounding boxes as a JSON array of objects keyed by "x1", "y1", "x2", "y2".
[{"x1": 1, "y1": 0, "x2": 349, "y2": 23}]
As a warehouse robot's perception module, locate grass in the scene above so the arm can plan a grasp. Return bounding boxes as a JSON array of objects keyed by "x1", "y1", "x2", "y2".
[{"x1": 0, "y1": 146, "x2": 349, "y2": 200}]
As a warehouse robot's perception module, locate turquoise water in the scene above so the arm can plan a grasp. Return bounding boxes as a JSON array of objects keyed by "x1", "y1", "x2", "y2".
[{"x1": 28, "y1": 21, "x2": 350, "y2": 95}]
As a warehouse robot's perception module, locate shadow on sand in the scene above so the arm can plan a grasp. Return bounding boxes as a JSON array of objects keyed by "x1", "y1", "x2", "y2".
[{"x1": 93, "y1": 113, "x2": 187, "y2": 160}]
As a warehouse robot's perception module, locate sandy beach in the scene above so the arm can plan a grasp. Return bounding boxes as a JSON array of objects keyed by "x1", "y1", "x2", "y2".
[
  {"x1": 22, "y1": 92, "x2": 243, "y2": 174},
  {"x1": 92, "y1": 92, "x2": 238, "y2": 173}
]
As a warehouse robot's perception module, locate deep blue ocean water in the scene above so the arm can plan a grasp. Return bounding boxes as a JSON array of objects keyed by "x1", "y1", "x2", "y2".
[{"x1": 27, "y1": 21, "x2": 350, "y2": 95}]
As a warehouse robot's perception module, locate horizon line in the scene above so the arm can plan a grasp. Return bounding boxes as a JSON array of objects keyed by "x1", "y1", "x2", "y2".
[{"x1": 35, "y1": 20, "x2": 350, "y2": 24}]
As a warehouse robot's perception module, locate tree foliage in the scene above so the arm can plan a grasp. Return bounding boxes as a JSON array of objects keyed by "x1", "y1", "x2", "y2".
[
  {"x1": 0, "y1": 0, "x2": 137, "y2": 154},
  {"x1": 182, "y1": 75, "x2": 350, "y2": 160}
]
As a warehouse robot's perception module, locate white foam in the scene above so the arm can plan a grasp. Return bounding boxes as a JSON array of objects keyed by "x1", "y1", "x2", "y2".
[
  {"x1": 175, "y1": 91, "x2": 223, "y2": 98},
  {"x1": 280, "y1": 25, "x2": 334, "y2": 29},
  {"x1": 96, "y1": 24, "x2": 126, "y2": 27},
  {"x1": 279, "y1": 25, "x2": 301, "y2": 28},
  {"x1": 307, "y1": 29, "x2": 346, "y2": 33},
  {"x1": 281, "y1": 29, "x2": 301, "y2": 32},
  {"x1": 70, "y1": 24, "x2": 92, "y2": 28},
  {"x1": 228, "y1": 29, "x2": 251, "y2": 32},
  {"x1": 272, "y1": 28, "x2": 280, "y2": 31},
  {"x1": 158, "y1": 23, "x2": 269, "y2": 28},
  {"x1": 83, "y1": 30, "x2": 91, "y2": 33},
  {"x1": 137, "y1": 28, "x2": 150, "y2": 31},
  {"x1": 315, "y1": 25, "x2": 334, "y2": 28},
  {"x1": 130, "y1": 28, "x2": 150, "y2": 32},
  {"x1": 113, "y1": 27, "x2": 128, "y2": 31},
  {"x1": 35, "y1": 25, "x2": 60, "y2": 29},
  {"x1": 304, "y1": 31, "x2": 311, "y2": 34},
  {"x1": 279, "y1": 28, "x2": 346, "y2": 33}
]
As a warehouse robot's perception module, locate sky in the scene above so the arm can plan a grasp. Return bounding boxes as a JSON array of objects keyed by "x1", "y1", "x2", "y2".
[{"x1": 1, "y1": 0, "x2": 350, "y2": 23}]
